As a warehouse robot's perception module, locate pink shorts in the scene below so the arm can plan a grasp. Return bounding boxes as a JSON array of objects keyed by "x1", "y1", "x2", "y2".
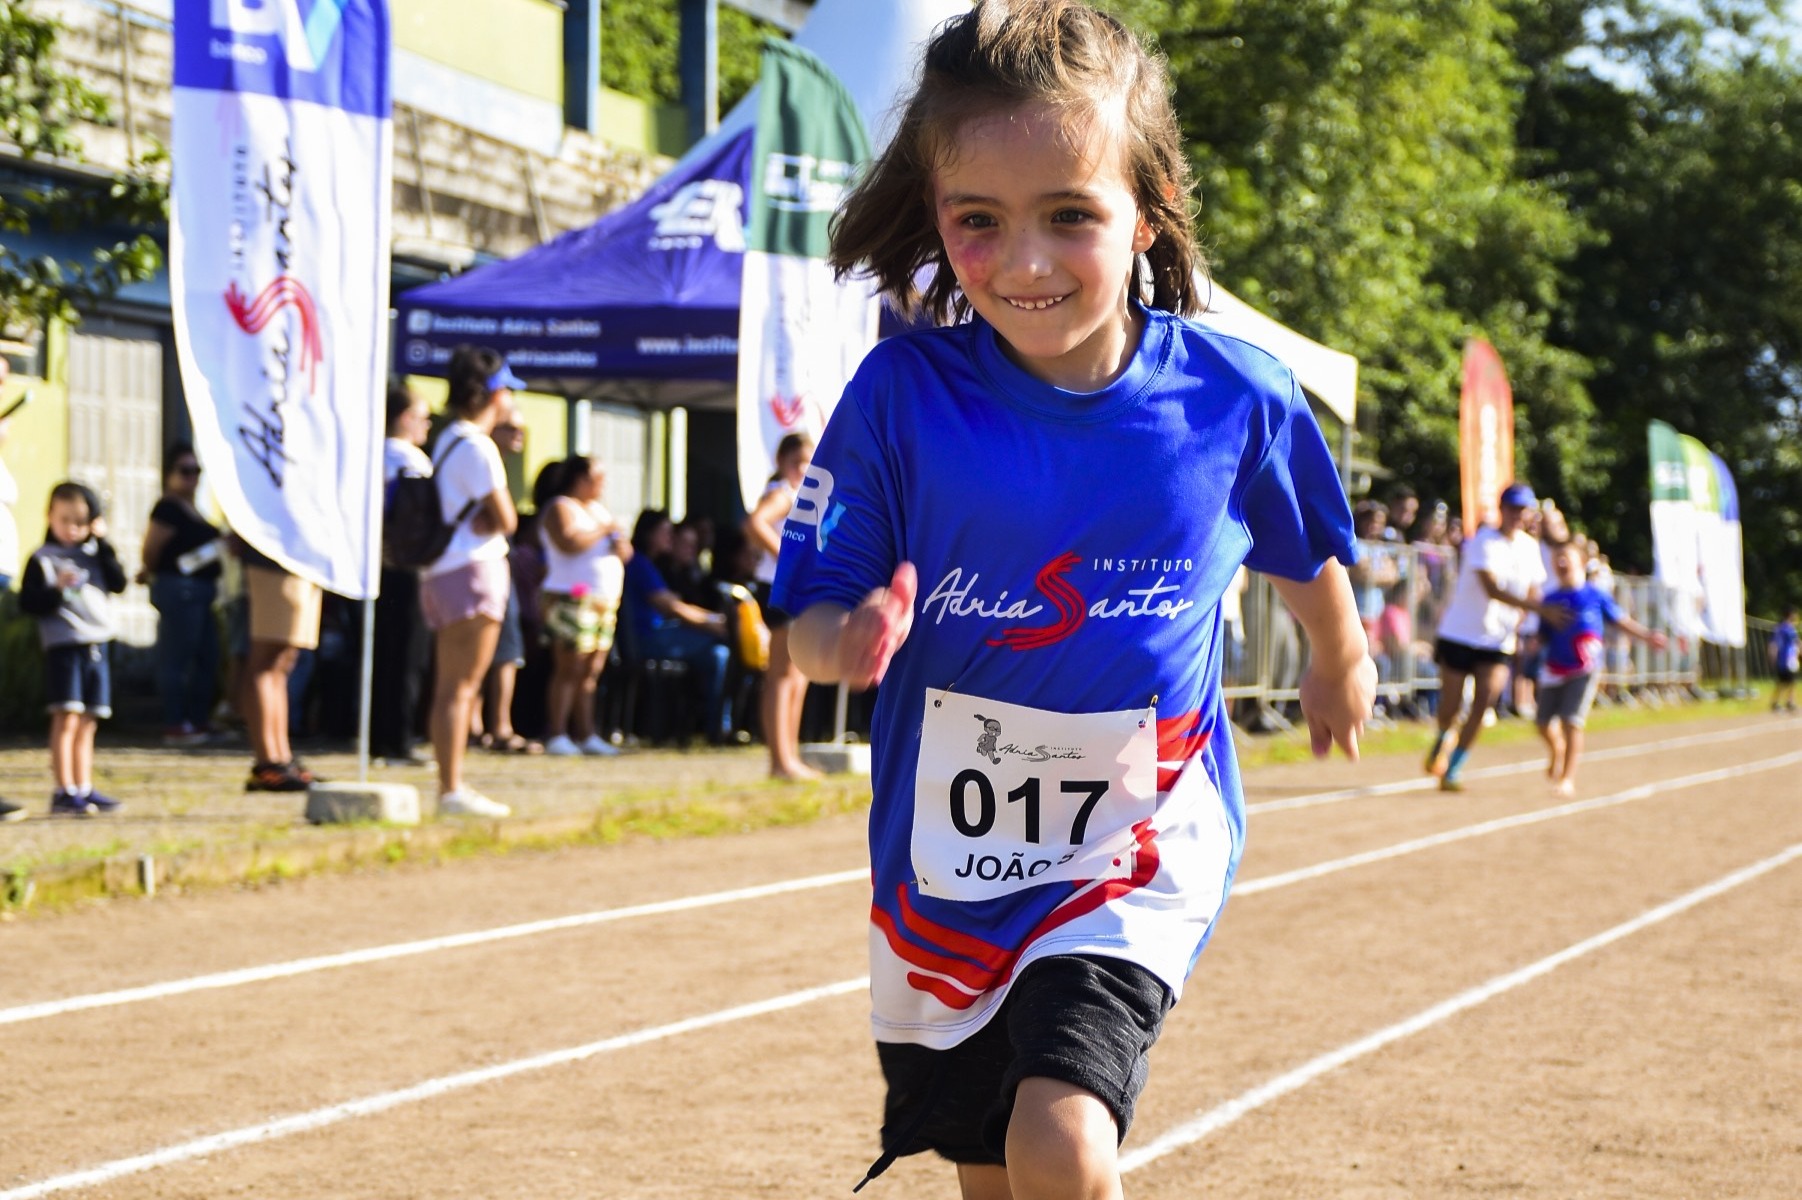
[{"x1": 420, "y1": 559, "x2": 510, "y2": 631}]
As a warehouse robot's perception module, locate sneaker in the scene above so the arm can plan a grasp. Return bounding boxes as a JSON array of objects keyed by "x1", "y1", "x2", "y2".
[
  {"x1": 1438, "y1": 776, "x2": 1465, "y2": 793},
  {"x1": 0, "y1": 798, "x2": 26, "y2": 822},
  {"x1": 1424, "y1": 736, "x2": 1453, "y2": 778},
  {"x1": 544, "y1": 734, "x2": 582, "y2": 757},
  {"x1": 83, "y1": 789, "x2": 124, "y2": 814},
  {"x1": 378, "y1": 750, "x2": 432, "y2": 768},
  {"x1": 50, "y1": 790, "x2": 96, "y2": 817},
  {"x1": 162, "y1": 724, "x2": 209, "y2": 748},
  {"x1": 439, "y1": 789, "x2": 510, "y2": 818},
  {"x1": 288, "y1": 759, "x2": 321, "y2": 786},
  {"x1": 580, "y1": 734, "x2": 620, "y2": 757},
  {"x1": 245, "y1": 762, "x2": 310, "y2": 793}
]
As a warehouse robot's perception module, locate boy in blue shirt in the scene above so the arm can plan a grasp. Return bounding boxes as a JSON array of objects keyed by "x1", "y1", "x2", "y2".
[
  {"x1": 1537, "y1": 541, "x2": 1666, "y2": 795},
  {"x1": 1771, "y1": 606, "x2": 1799, "y2": 713}
]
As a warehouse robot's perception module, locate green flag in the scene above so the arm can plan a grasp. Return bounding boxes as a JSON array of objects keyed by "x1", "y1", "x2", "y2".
[
  {"x1": 737, "y1": 40, "x2": 879, "y2": 509},
  {"x1": 1648, "y1": 420, "x2": 1745, "y2": 647}
]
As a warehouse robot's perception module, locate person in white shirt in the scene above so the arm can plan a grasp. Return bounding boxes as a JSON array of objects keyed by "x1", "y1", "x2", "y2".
[
  {"x1": 1425, "y1": 482, "x2": 1568, "y2": 791},
  {"x1": 372, "y1": 382, "x2": 433, "y2": 765},
  {"x1": 537, "y1": 455, "x2": 631, "y2": 757},
  {"x1": 419, "y1": 348, "x2": 521, "y2": 818},
  {"x1": 742, "y1": 433, "x2": 819, "y2": 780}
]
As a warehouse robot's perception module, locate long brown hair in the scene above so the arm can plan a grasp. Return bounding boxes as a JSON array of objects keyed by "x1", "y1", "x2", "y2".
[{"x1": 829, "y1": 0, "x2": 1204, "y2": 323}]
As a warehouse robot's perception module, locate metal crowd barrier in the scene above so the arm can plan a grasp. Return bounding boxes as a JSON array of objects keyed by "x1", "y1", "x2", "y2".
[{"x1": 1219, "y1": 539, "x2": 1732, "y2": 726}]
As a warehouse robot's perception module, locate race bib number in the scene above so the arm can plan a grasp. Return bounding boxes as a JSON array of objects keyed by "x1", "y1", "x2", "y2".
[{"x1": 912, "y1": 689, "x2": 1158, "y2": 902}]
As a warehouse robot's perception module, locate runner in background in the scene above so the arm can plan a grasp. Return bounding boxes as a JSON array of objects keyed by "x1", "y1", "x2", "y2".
[
  {"x1": 1537, "y1": 541, "x2": 1666, "y2": 796},
  {"x1": 743, "y1": 433, "x2": 821, "y2": 780},
  {"x1": 1771, "y1": 606, "x2": 1799, "y2": 713},
  {"x1": 777, "y1": 4, "x2": 1374, "y2": 1196},
  {"x1": 1425, "y1": 482, "x2": 1567, "y2": 792}
]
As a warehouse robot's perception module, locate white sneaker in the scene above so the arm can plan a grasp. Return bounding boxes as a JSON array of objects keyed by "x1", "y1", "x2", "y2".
[
  {"x1": 580, "y1": 734, "x2": 620, "y2": 757},
  {"x1": 544, "y1": 734, "x2": 582, "y2": 757},
  {"x1": 439, "y1": 789, "x2": 510, "y2": 818}
]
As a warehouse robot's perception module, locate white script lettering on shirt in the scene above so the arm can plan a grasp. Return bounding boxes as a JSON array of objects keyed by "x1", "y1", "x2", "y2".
[{"x1": 921, "y1": 566, "x2": 1197, "y2": 627}]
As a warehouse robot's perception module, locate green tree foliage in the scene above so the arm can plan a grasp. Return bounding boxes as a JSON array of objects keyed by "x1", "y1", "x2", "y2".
[
  {"x1": 1105, "y1": 0, "x2": 1799, "y2": 614},
  {"x1": 1512, "y1": 0, "x2": 1802, "y2": 611},
  {"x1": 0, "y1": 0, "x2": 167, "y2": 330},
  {"x1": 1108, "y1": 0, "x2": 1592, "y2": 516},
  {"x1": 601, "y1": 0, "x2": 783, "y2": 118}
]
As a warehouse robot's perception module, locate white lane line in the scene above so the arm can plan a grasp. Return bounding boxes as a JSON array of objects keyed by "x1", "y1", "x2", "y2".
[
  {"x1": 0, "y1": 976, "x2": 871, "y2": 1200},
  {"x1": 1235, "y1": 748, "x2": 1802, "y2": 896},
  {"x1": 1120, "y1": 839, "x2": 1802, "y2": 1174},
  {"x1": 8, "y1": 746, "x2": 1794, "y2": 1195},
  {"x1": 0, "y1": 869, "x2": 866, "y2": 1027},
  {"x1": 1245, "y1": 720, "x2": 1780, "y2": 814},
  {"x1": 2, "y1": 722, "x2": 1786, "y2": 1030}
]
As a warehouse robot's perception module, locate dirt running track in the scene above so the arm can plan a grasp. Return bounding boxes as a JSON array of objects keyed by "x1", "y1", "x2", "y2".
[{"x1": 3, "y1": 713, "x2": 1799, "y2": 1198}]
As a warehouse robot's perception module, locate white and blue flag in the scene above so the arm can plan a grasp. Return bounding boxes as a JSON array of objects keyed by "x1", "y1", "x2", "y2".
[{"x1": 172, "y1": 0, "x2": 392, "y2": 599}]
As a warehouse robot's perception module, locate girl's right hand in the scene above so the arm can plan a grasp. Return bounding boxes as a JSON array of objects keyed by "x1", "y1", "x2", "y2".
[{"x1": 839, "y1": 563, "x2": 917, "y2": 690}]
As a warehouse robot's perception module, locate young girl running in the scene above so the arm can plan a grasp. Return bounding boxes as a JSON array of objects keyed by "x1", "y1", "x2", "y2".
[{"x1": 773, "y1": 3, "x2": 1374, "y2": 1196}]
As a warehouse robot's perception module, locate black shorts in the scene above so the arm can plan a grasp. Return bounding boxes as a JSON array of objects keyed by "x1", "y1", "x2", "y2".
[
  {"x1": 45, "y1": 642, "x2": 112, "y2": 719},
  {"x1": 1434, "y1": 636, "x2": 1510, "y2": 673},
  {"x1": 1777, "y1": 666, "x2": 1798, "y2": 685},
  {"x1": 750, "y1": 581, "x2": 791, "y2": 631},
  {"x1": 875, "y1": 954, "x2": 1174, "y2": 1166}
]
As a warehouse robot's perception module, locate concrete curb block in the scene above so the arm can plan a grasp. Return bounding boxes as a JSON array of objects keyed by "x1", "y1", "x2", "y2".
[{"x1": 305, "y1": 783, "x2": 422, "y2": 826}]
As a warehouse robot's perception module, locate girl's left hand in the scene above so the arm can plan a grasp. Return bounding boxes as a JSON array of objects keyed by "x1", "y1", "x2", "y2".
[{"x1": 1298, "y1": 653, "x2": 1378, "y2": 761}]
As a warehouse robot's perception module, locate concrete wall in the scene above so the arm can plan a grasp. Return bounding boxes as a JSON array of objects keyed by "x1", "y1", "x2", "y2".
[{"x1": 391, "y1": 0, "x2": 567, "y2": 107}]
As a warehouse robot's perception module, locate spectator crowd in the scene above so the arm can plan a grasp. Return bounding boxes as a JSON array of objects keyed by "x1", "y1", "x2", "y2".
[{"x1": 0, "y1": 349, "x2": 1790, "y2": 824}]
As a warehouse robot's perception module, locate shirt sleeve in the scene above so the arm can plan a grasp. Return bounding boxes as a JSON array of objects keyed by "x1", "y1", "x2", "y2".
[
  {"x1": 1599, "y1": 590, "x2": 1625, "y2": 626},
  {"x1": 770, "y1": 372, "x2": 900, "y2": 616},
  {"x1": 1238, "y1": 379, "x2": 1357, "y2": 581},
  {"x1": 438, "y1": 436, "x2": 505, "y2": 521}
]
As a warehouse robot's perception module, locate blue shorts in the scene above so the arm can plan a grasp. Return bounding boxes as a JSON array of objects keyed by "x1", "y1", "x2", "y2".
[
  {"x1": 45, "y1": 642, "x2": 112, "y2": 719},
  {"x1": 494, "y1": 586, "x2": 526, "y2": 668}
]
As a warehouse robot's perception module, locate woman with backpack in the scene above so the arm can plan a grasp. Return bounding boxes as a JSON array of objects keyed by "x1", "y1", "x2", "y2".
[
  {"x1": 371, "y1": 382, "x2": 433, "y2": 766},
  {"x1": 419, "y1": 346, "x2": 520, "y2": 818}
]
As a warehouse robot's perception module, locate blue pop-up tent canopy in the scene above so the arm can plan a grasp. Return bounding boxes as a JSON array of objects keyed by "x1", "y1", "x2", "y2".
[
  {"x1": 395, "y1": 0, "x2": 969, "y2": 407},
  {"x1": 395, "y1": 128, "x2": 754, "y2": 403}
]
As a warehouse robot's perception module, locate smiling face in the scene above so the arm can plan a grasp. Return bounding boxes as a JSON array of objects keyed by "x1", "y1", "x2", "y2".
[{"x1": 933, "y1": 101, "x2": 1155, "y2": 392}]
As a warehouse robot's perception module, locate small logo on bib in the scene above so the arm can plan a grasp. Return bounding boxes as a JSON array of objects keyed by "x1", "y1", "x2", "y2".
[{"x1": 972, "y1": 712, "x2": 1084, "y2": 766}]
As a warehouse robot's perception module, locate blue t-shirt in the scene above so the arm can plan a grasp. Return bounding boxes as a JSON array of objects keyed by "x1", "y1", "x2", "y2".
[
  {"x1": 623, "y1": 554, "x2": 672, "y2": 644},
  {"x1": 1540, "y1": 584, "x2": 1624, "y2": 682},
  {"x1": 1774, "y1": 620, "x2": 1800, "y2": 674},
  {"x1": 772, "y1": 309, "x2": 1356, "y2": 1048}
]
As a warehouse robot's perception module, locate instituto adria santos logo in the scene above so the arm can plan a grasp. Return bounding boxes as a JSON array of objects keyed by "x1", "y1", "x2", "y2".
[
  {"x1": 649, "y1": 181, "x2": 746, "y2": 252},
  {"x1": 210, "y1": 0, "x2": 348, "y2": 73}
]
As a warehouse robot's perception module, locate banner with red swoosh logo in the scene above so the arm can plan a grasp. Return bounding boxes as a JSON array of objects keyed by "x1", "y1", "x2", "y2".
[{"x1": 172, "y1": 0, "x2": 391, "y2": 598}]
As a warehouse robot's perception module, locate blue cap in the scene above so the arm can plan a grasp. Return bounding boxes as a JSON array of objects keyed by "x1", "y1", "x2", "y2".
[
  {"x1": 1499, "y1": 482, "x2": 1537, "y2": 509},
  {"x1": 486, "y1": 361, "x2": 528, "y2": 393}
]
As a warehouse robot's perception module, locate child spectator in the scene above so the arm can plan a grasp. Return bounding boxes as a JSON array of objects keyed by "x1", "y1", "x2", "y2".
[
  {"x1": 1537, "y1": 541, "x2": 1666, "y2": 795},
  {"x1": 18, "y1": 482, "x2": 128, "y2": 816},
  {"x1": 1771, "y1": 606, "x2": 1799, "y2": 713}
]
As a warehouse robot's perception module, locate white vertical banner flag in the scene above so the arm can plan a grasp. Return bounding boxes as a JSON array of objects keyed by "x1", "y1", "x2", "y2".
[
  {"x1": 172, "y1": 0, "x2": 392, "y2": 599},
  {"x1": 736, "y1": 40, "x2": 879, "y2": 510}
]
